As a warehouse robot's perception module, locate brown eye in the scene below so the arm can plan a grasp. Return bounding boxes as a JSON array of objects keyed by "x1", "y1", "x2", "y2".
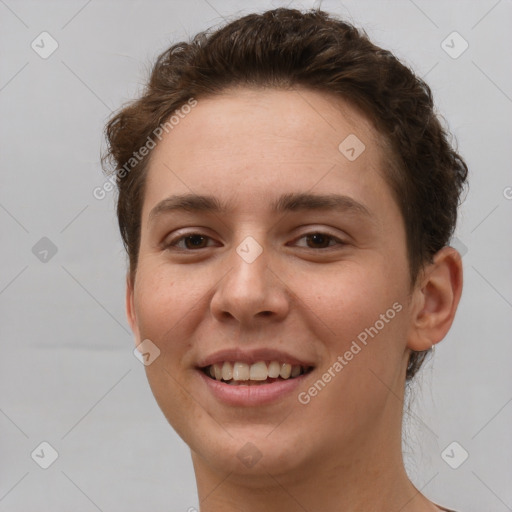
[
  {"x1": 183, "y1": 235, "x2": 209, "y2": 249},
  {"x1": 305, "y1": 233, "x2": 332, "y2": 249},
  {"x1": 165, "y1": 233, "x2": 213, "y2": 251},
  {"x1": 294, "y1": 232, "x2": 345, "y2": 250}
]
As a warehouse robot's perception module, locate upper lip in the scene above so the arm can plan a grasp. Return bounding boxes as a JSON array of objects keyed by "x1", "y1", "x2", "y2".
[{"x1": 196, "y1": 348, "x2": 315, "y2": 368}]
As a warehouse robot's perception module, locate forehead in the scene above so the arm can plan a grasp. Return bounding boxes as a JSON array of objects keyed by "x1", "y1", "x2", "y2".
[{"x1": 142, "y1": 87, "x2": 391, "y2": 217}]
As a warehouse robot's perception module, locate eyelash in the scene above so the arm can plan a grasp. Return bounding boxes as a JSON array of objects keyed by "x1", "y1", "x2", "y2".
[{"x1": 163, "y1": 231, "x2": 347, "y2": 251}]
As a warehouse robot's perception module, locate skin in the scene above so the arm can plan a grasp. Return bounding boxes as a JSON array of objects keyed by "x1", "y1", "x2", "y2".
[{"x1": 126, "y1": 87, "x2": 463, "y2": 512}]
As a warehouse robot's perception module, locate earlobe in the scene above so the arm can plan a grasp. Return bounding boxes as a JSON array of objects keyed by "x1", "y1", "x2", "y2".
[
  {"x1": 125, "y1": 274, "x2": 141, "y2": 345},
  {"x1": 407, "y1": 246, "x2": 463, "y2": 351}
]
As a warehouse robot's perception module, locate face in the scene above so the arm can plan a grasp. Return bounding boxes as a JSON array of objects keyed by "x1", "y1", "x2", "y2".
[{"x1": 127, "y1": 87, "x2": 416, "y2": 478}]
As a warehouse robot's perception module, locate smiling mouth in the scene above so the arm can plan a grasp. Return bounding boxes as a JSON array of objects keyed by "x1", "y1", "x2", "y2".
[{"x1": 201, "y1": 360, "x2": 314, "y2": 386}]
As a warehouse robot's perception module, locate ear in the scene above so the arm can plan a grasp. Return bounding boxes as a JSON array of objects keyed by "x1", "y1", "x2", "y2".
[
  {"x1": 407, "y1": 246, "x2": 463, "y2": 351},
  {"x1": 126, "y1": 273, "x2": 141, "y2": 346}
]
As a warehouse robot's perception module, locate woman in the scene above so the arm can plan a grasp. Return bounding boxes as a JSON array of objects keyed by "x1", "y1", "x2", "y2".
[{"x1": 103, "y1": 8, "x2": 467, "y2": 511}]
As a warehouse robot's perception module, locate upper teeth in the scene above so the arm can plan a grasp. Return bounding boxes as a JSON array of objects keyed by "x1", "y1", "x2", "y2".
[{"x1": 207, "y1": 361, "x2": 307, "y2": 381}]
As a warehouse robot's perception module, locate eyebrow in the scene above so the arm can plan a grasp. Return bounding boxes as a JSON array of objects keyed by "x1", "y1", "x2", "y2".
[{"x1": 148, "y1": 192, "x2": 372, "y2": 222}]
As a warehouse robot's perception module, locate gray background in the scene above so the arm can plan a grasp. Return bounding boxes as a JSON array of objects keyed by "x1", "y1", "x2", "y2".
[{"x1": 1, "y1": 0, "x2": 511, "y2": 510}]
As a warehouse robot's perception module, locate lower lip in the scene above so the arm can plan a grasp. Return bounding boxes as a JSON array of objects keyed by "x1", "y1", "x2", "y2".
[{"x1": 197, "y1": 370, "x2": 310, "y2": 406}]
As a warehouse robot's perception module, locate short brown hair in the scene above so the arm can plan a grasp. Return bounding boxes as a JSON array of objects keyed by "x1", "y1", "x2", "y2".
[{"x1": 102, "y1": 7, "x2": 468, "y2": 379}]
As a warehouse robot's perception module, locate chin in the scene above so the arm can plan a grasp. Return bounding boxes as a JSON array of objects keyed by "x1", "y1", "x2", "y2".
[
  {"x1": 192, "y1": 430, "x2": 312, "y2": 479},
  {"x1": 182, "y1": 412, "x2": 316, "y2": 477}
]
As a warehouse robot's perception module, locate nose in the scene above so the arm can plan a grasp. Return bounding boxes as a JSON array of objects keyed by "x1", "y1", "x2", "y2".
[{"x1": 209, "y1": 239, "x2": 290, "y2": 328}]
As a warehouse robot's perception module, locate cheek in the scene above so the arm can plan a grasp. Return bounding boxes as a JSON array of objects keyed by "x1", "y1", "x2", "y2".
[
  {"x1": 133, "y1": 260, "x2": 204, "y2": 344},
  {"x1": 132, "y1": 262, "x2": 202, "y2": 412},
  {"x1": 302, "y1": 257, "x2": 407, "y2": 345},
  {"x1": 132, "y1": 263, "x2": 204, "y2": 436},
  {"x1": 343, "y1": 264, "x2": 409, "y2": 362},
  {"x1": 297, "y1": 307, "x2": 408, "y2": 446},
  {"x1": 298, "y1": 260, "x2": 410, "y2": 403}
]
